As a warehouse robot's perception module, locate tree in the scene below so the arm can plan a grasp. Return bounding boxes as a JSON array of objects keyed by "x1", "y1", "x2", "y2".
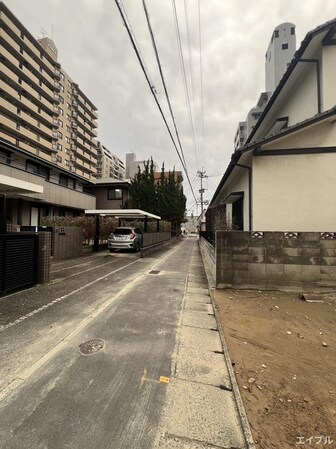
[{"x1": 129, "y1": 159, "x2": 186, "y2": 232}]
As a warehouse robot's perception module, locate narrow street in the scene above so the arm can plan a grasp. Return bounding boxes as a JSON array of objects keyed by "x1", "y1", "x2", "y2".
[{"x1": 0, "y1": 240, "x2": 194, "y2": 449}]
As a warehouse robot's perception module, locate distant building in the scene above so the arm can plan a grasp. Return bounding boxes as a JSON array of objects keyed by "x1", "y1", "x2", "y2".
[
  {"x1": 95, "y1": 142, "x2": 125, "y2": 180},
  {"x1": 125, "y1": 152, "x2": 158, "y2": 179},
  {"x1": 234, "y1": 23, "x2": 296, "y2": 150}
]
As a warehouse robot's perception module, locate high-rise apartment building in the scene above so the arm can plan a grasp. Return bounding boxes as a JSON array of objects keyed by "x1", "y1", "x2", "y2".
[
  {"x1": 0, "y1": 1, "x2": 98, "y2": 180},
  {"x1": 95, "y1": 141, "x2": 125, "y2": 180},
  {"x1": 234, "y1": 22, "x2": 296, "y2": 150}
]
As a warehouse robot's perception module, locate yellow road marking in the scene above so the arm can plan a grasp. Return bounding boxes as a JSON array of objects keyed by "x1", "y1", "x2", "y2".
[{"x1": 141, "y1": 369, "x2": 170, "y2": 386}]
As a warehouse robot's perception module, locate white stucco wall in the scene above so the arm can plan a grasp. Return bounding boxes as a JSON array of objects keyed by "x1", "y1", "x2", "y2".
[
  {"x1": 322, "y1": 45, "x2": 336, "y2": 111},
  {"x1": 274, "y1": 63, "x2": 318, "y2": 126},
  {"x1": 252, "y1": 153, "x2": 336, "y2": 231},
  {"x1": 224, "y1": 168, "x2": 250, "y2": 231}
]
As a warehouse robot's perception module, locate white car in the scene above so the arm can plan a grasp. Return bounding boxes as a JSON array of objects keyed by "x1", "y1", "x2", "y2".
[{"x1": 108, "y1": 227, "x2": 143, "y2": 252}]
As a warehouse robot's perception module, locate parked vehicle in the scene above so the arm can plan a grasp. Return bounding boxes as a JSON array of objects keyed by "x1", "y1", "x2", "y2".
[{"x1": 108, "y1": 227, "x2": 143, "y2": 252}]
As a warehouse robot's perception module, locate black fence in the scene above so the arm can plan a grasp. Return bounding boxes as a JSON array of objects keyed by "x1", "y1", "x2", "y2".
[{"x1": 0, "y1": 233, "x2": 38, "y2": 296}]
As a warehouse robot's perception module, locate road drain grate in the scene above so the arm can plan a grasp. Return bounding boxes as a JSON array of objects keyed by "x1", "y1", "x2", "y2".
[
  {"x1": 79, "y1": 339, "x2": 105, "y2": 355},
  {"x1": 149, "y1": 270, "x2": 160, "y2": 275}
]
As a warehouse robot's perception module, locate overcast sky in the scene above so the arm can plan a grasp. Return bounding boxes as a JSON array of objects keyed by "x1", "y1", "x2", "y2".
[{"x1": 5, "y1": 0, "x2": 336, "y2": 213}]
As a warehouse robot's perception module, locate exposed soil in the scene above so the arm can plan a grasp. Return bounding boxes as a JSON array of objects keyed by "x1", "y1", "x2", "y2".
[{"x1": 213, "y1": 289, "x2": 336, "y2": 449}]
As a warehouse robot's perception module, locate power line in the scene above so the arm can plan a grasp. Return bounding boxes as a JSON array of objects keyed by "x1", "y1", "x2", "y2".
[
  {"x1": 142, "y1": 0, "x2": 187, "y2": 170},
  {"x1": 171, "y1": 0, "x2": 200, "y2": 170},
  {"x1": 197, "y1": 0, "x2": 205, "y2": 169},
  {"x1": 114, "y1": 0, "x2": 197, "y2": 204}
]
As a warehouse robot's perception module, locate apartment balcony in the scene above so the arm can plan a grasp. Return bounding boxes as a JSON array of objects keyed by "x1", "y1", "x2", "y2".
[
  {"x1": 54, "y1": 68, "x2": 61, "y2": 80},
  {"x1": 53, "y1": 106, "x2": 60, "y2": 115},
  {"x1": 72, "y1": 89, "x2": 78, "y2": 97},
  {"x1": 71, "y1": 121, "x2": 77, "y2": 129},
  {"x1": 54, "y1": 81, "x2": 61, "y2": 91},
  {"x1": 70, "y1": 166, "x2": 76, "y2": 173},
  {"x1": 54, "y1": 94, "x2": 60, "y2": 103},
  {"x1": 71, "y1": 110, "x2": 78, "y2": 118},
  {"x1": 53, "y1": 118, "x2": 60, "y2": 127},
  {"x1": 70, "y1": 155, "x2": 77, "y2": 162},
  {"x1": 71, "y1": 132, "x2": 77, "y2": 139},
  {"x1": 72, "y1": 100, "x2": 78, "y2": 107},
  {"x1": 70, "y1": 143, "x2": 77, "y2": 150}
]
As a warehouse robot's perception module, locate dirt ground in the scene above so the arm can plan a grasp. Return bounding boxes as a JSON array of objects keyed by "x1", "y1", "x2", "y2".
[{"x1": 213, "y1": 289, "x2": 336, "y2": 449}]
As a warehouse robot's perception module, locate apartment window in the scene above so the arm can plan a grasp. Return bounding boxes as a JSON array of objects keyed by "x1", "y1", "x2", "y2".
[
  {"x1": 0, "y1": 150, "x2": 11, "y2": 165},
  {"x1": 65, "y1": 148, "x2": 70, "y2": 155},
  {"x1": 274, "y1": 30, "x2": 279, "y2": 38},
  {"x1": 291, "y1": 27, "x2": 295, "y2": 35},
  {"x1": 66, "y1": 125, "x2": 71, "y2": 132},
  {"x1": 56, "y1": 155, "x2": 62, "y2": 163},
  {"x1": 59, "y1": 96, "x2": 64, "y2": 104},
  {"x1": 17, "y1": 108, "x2": 21, "y2": 115},
  {"x1": 26, "y1": 161, "x2": 49, "y2": 178},
  {"x1": 59, "y1": 174, "x2": 76, "y2": 189},
  {"x1": 108, "y1": 188, "x2": 122, "y2": 200},
  {"x1": 59, "y1": 108, "x2": 64, "y2": 116},
  {"x1": 36, "y1": 135, "x2": 40, "y2": 141},
  {"x1": 39, "y1": 66, "x2": 43, "y2": 73},
  {"x1": 67, "y1": 80, "x2": 72, "y2": 88},
  {"x1": 38, "y1": 107, "x2": 41, "y2": 113},
  {"x1": 65, "y1": 136, "x2": 70, "y2": 144},
  {"x1": 58, "y1": 131, "x2": 63, "y2": 139},
  {"x1": 16, "y1": 123, "x2": 20, "y2": 131},
  {"x1": 67, "y1": 102, "x2": 71, "y2": 109},
  {"x1": 21, "y1": 31, "x2": 24, "y2": 39},
  {"x1": 18, "y1": 77, "x2": 22, "y2": 85},
  {"x1": 60, "y1": 73, "x2": 64, "y2": 81},
  {"x1": 66, "y1": 114, "x2": 71, "y2": 121},
  {"x1": 20, "y1": 47, "x2": 24, "y2": 54},
  {"x1": 37, "y1": 121, "x2": 40, "y2": 128},
  {"x1": 19, "y1": 62, "x2": 23, "y2": 69},
  {"x1": 282, "y1": 43, "x2": 288, "y2": 50},
  {"x1": 17, "y1": 92, "x2": 21, "y2": 100},
  {"x1": 59, "y1": 119, "x2": 63, "y2": 127},
  {"x1": 65, "y1": 160, "x2": 69, "y2": 166}
]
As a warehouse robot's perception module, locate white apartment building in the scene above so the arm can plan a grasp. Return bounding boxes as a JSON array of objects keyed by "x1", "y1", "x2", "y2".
[
  {"x1": 95, "y1": 141, "x2": 125, "y2": 180},
  {"x1": 234, "y1": 23, "x2": 296, "y2": 150}
]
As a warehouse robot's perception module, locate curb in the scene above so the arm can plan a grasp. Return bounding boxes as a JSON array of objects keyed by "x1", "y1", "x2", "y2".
[{"x1": 198, "y1": 241, "x2": 256, "y2": 449}]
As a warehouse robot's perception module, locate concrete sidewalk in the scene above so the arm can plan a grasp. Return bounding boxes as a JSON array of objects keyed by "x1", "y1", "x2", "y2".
[{"x1": 153, "y1": 240, "x2": 252, "y2": 449}]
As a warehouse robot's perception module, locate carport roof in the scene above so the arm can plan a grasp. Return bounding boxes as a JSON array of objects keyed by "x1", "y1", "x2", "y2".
[{"x1": 84, "y1": 209, "x2": 161, "y2": 220}]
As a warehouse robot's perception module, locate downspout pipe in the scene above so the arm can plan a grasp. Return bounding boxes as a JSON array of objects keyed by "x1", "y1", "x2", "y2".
[{"x1": 236, "y1": 164, "x2": 252, "y2": 231}]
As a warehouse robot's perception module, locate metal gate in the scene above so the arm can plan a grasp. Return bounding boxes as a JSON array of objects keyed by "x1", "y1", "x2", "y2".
[{"x1": 0, "y1": 234, "x2": 38, "y2": 296}]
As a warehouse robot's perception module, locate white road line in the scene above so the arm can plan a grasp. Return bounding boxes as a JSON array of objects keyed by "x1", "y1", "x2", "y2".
[
  {"x1": 0, "y1": 243, "x2": 183, "y2": 401},
  {"x1": 50, "y1": 257, "x2": 120, "y2": 283},
  {"x1": 1, "y1": 259, "x2": 140, "y2": 332}
]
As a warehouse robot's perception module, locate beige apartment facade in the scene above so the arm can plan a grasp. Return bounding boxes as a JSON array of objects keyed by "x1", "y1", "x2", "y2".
[
  {"x1": 0, "y1": 1, "x2": 105, "y2": 227},
  {"x1": 95, "y1": 141, "x2": 125, "y2": 180}
]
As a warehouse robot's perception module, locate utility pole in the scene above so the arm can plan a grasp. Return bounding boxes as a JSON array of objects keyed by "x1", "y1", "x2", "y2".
[{"x1": 197, "y1": 170, "x2": 207, "y2": 230}]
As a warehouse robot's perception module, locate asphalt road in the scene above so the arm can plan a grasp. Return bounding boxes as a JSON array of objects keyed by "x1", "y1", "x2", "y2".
[{"x1": 0, "y1": 240, "x2": 194, "y2": 449}]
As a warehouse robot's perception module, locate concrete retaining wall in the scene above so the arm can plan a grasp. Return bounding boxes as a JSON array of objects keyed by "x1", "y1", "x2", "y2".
[
  {"x1": 216, "y1": 231, "x2": 336, "y2": 292},
  {"x1": 199, "y1": 237, "x2": 215, "y2": 286}
]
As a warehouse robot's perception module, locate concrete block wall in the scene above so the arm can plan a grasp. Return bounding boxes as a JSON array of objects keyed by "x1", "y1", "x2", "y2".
[
  {"x1": 52, "y1": 226, "x2": 83, "y2": 260},
  {"x1": 216, "y1": 231, "x2": 336, "y2": 292},
  {"x1": 142, "y1": 232, "x2": 171, "y2": 247}
]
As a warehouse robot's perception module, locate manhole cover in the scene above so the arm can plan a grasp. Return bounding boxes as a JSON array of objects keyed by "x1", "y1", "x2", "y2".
[{"x1": 79, "y1": 339, "x2": 105, "y2": 355}]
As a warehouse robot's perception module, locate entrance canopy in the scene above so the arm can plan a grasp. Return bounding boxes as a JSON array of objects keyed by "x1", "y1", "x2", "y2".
[{"x1": 85, "y1": 209, "x2": 161, "y2": 220}]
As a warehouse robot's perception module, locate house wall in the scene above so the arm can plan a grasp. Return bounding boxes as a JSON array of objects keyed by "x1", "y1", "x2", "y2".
[
  {"x1": 273, "y1": 63, "x2": 318, "y2": 126},
  {"x1": 252, "y1": 152, "x2": 336, "y2": 231},
  {"x1": 322, "y1": 45, "x2": 336, "y2": 111},
  {"x1": 223, "y1": 169, "x2": 250, "y2": 231}
]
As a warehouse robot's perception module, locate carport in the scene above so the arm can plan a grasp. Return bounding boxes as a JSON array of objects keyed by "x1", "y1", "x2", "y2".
[{"x1": 85, "y1": 209, "x2": 162, "y2": 252}]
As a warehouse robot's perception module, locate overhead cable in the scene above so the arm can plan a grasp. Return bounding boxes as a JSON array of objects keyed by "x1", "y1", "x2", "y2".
[{"x1": 114, "y1": 0, "x2": 197, "y2": 204}]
